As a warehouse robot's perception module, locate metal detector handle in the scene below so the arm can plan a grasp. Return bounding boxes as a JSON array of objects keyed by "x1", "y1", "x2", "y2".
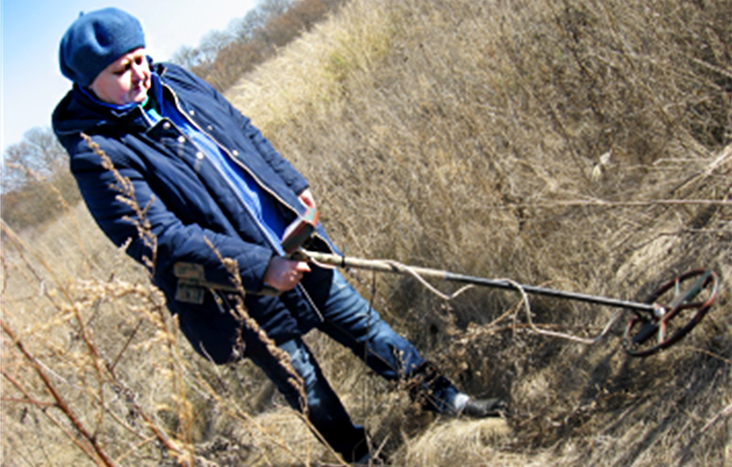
[{"x1": 300, "y1": 250, "x2": 658, "y2": 312}]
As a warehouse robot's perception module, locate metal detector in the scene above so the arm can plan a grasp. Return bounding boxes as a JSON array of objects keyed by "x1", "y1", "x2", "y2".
[{"x1": 283, "y1": 209, "x2": 720, "y2": 358}]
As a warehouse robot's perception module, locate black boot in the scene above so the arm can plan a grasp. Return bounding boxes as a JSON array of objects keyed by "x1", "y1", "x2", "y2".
[
  {"x1": 406, "y1": 361, "x2": 506, "y2": 418},
  {"x1": 461, "y1": 397, "x2": 507, "y2": 418}
]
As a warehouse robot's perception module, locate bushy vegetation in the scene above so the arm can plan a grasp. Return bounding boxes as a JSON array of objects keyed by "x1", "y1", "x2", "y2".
[
  {"x1": 2, "y1": 0, "x2": 730, "y2": 466},
  {"x1": 174, "y1": 0, "x2": 348, "y2": 91},
  {"x1": 1, "y1": 128, "x2": 82, "y2": 232}
]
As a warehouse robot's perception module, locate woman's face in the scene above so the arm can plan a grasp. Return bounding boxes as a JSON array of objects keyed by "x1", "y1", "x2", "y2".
[{"x1": 89, "y1": 48, "x2": 151, "y2": 105}]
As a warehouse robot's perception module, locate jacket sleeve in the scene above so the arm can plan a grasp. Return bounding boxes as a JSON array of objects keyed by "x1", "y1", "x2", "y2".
[{"x1": 69, "y1": 135, "x2": 274, "y2": 294}]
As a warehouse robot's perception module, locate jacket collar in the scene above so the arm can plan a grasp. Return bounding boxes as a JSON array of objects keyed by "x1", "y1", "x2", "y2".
[{"x1": 53, "y1": 58, "x2": 167, "y2": 138}]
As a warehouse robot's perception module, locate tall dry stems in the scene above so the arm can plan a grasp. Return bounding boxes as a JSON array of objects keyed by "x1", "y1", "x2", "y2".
[
  {"x1": 229, "y1": 0, "x2": 731, "y2": 465},
  {"x1": 3, "y1": 0, "x2": 731, "y2": 465}
]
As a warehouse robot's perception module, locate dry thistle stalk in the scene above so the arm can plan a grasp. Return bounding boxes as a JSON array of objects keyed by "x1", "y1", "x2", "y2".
[
  {"x1": 208, "y1": 242, "x2": 309, "y2": 415},
  {"x1": 81, "y1": 133, "x2": 158, "y2": 276}
]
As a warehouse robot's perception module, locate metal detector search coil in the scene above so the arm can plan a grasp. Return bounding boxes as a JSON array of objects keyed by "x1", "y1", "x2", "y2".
[{"x1": 622, "y1": 269, "x2": 719, "y2": 357}]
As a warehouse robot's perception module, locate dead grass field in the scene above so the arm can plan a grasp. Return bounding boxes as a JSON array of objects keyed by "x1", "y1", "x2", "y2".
[{"x1": 2, "y1": 0, "x2": 730, "y2": 465}]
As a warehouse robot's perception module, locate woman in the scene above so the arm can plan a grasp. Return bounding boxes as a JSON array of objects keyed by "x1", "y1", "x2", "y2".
[{"x1": 53, "y1": 7, "x2": 504, "y2": 464}]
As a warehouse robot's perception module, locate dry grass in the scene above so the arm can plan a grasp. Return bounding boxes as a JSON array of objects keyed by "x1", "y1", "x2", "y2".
[{"x1": 3, "y1": 0, "x2": 731, "y2": 465}]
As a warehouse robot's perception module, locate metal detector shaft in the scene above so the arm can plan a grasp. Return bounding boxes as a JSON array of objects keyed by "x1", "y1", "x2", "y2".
[{"x1": 302, "y1": 250, "x2": 657, "y2": 313}]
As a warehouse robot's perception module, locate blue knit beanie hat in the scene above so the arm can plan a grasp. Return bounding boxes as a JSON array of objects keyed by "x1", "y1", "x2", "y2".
[{"x1": 59, "y1": 8, "x2": 146, "y2": 87}]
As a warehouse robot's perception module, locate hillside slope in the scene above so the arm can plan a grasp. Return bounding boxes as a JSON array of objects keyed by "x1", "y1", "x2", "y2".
[
  {"x1": 2, "y1": 0, "x2": 729, "y2": 466},
  {"x1": 227, "y1": 0, "x2": 731, "y2": 465}
]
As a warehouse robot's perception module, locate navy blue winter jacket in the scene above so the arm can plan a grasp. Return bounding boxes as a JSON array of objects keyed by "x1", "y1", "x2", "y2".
[{"x1": 53, "y1": 61, "x2": 336, "y2": 364}]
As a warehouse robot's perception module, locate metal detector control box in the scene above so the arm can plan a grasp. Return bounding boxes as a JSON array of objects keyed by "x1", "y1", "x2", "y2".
[{"x1": 281, "y1": 207, "x2": 319, "y2": 255}]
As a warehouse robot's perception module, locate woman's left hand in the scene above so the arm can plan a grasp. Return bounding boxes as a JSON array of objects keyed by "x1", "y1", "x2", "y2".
[{"x1": 298, "y1": 188, "x2": 317, "y2": 210}]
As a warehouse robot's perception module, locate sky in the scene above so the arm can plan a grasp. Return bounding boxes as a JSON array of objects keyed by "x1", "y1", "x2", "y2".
[{"x1": 1, "y1": 0, "x2": 260, "y2": 152}]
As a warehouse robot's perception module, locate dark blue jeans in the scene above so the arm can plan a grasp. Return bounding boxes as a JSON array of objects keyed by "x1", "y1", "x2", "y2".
[{"x1": 247, "y1": 270, "x2": 460, "y2": 461}]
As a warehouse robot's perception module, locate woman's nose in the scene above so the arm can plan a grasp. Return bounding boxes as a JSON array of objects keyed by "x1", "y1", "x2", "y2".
[{"x1": 131, "y1": 62, "x2": 148, "y2": 81}]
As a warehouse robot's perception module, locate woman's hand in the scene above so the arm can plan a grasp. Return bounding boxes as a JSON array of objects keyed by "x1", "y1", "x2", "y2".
[
  {"x1": 298, "y1": 188, "x2": 316, "y2": 210},
  {"x1": 263, "y1": 256, "x2": 311, "y2": 292}
]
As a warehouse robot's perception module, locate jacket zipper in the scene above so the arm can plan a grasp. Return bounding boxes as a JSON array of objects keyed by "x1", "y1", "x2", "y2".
[{"x1": 164, "y1": 83, "x2": 326, "y2": 320}]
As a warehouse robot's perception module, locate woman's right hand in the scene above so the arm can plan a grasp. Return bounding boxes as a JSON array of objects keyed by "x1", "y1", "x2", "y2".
[{"x1": 263, "y1": 256, "x2": 311, "y2": 292}]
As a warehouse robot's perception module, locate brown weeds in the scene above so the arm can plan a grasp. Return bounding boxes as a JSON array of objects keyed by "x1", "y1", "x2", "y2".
[
  {"x1": 229, "y1": 0, "x2": 731, "y2": 464},
  {"x1": 3, "y1": 0, "x2": 731, "y2": 465}
]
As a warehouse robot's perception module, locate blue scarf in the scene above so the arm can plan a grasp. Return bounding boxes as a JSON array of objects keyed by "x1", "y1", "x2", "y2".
[{"x1": 143, "y1": 73, "x2": 287, "y2": 254}]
